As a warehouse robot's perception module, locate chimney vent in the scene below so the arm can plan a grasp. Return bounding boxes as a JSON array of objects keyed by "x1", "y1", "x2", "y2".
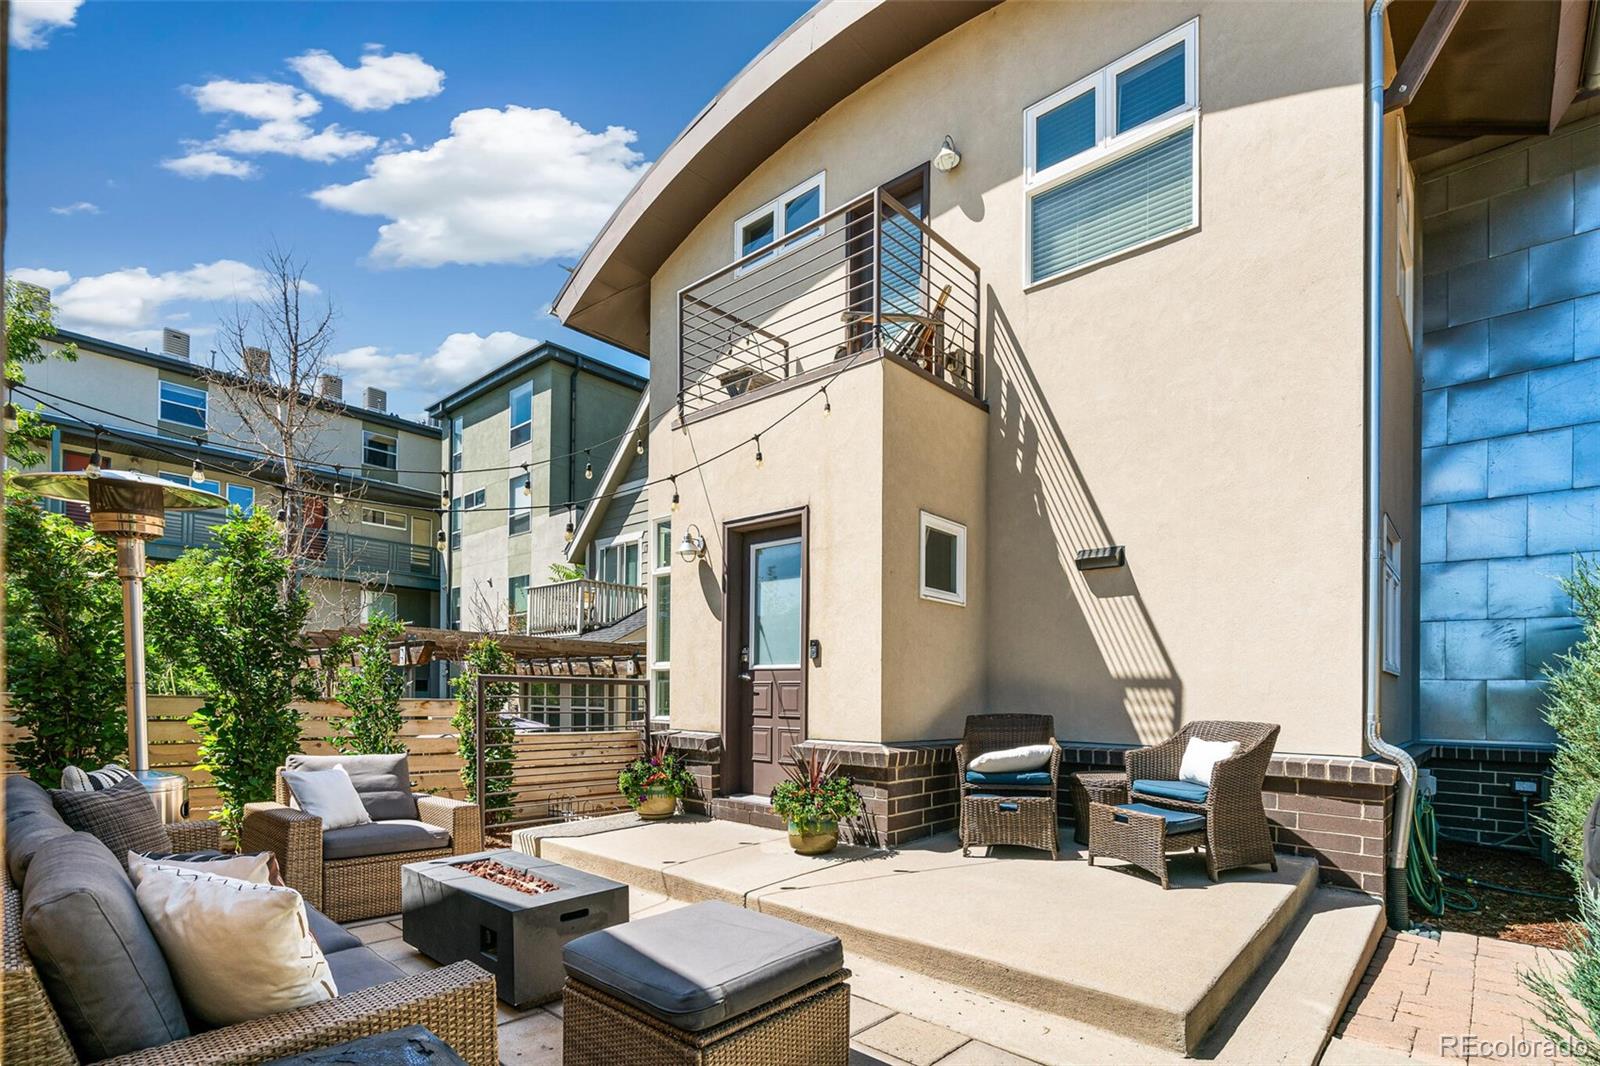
[
  {"x1": 365, "y1": 387, "x2": 387, "y2": 413},
  {"x1": 319, "y1": 374, "x2": 343, "y2": 402},
  {"x1": 243, "y1": 346, "x2": 270, "y2": 379},
  {"x1": 161, "y1": 328, "x2": 191, "y2": 359}
]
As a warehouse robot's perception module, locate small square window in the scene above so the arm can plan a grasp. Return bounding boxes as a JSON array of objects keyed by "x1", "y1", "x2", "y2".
[
  {"x1": 363, "y1": 431, "x2": 398, "y2": 470},
  {"x1": 919, "y1": 511, "x2": 967, "y2": 606}
]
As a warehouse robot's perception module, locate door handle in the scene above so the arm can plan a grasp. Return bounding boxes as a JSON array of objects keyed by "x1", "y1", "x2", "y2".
[{"x1": 738, "y1": 645, "x2": 752, "y2": 682}]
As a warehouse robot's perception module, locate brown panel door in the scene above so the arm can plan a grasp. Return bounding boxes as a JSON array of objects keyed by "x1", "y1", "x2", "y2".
[{"x1": 738, "y1": 525, "x2": 805, "y2": 796}]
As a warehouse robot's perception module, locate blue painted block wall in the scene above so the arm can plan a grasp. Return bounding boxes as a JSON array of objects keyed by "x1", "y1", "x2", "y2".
[{"x1": 1418, "y1": 123, "x2": 1600, "y2": 745}]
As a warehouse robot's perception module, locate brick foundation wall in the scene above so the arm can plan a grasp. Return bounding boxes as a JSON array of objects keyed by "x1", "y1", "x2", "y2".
[{"x1": 1416, "y1": 744, "x2": 1551, "y2": 854}]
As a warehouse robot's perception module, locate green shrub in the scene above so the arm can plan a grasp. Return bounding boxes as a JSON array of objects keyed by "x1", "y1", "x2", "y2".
[
  {"x1": 1522, "y1": 887, "x2": 1600, "y2": 1064},
  {"x1": 3, "y1": 498, "x2": 126, "y2": 786},
  {"x1": 769, "y1": 751, "x2": 863, "y2": 827},
  {"x1": 1540, "y1": 556, "x2": 1600, "y2": 882},
  {"x1": 450, "y1": 637, "x2": 514, "y2": 811},
  {"x1": 618, "y1": 740, "x2": 695, "y2": 806},
  {"x1": 332, "y1": 614, "x2": 407, "y2": 755}
]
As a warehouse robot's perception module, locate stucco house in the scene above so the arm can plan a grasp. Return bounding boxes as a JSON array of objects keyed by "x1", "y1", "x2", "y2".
[{"x1": 552, "y1": 0, "x2": 1600, "y2": 911}]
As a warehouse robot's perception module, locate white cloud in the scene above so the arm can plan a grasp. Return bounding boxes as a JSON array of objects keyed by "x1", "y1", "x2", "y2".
[
  {"x1": 49, "y1": 201, "x2": 100, "y2": 215},
  {"x1": 11, "y1": 0, "x2": 82, "y2": 50},
  {"x1": 9, "y1": 260, "x2": 269, "y2": 337},
  {"x1": 187, "y1": 79, "x2": 321, "y2": 122},
  {"x1": 333, "y1": 330, "x2": 537, "y2": 395},
  {"x1": 311, "y1": 106, "x2": 646, "y2": 267},
  {"x1": 289, "y1": 48, "x2": 445, "y2": 111},
  {"x1": 209, "y1": 119, "x2": 377, "y2": 162},
  {"x1": 161, "y1": 151, "x2": 259, "y2": 180}
]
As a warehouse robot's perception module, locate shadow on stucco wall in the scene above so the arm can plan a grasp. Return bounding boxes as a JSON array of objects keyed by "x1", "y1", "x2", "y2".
[{"x1": 984, "y1": 293, "x2": 1182, "y2": 745}]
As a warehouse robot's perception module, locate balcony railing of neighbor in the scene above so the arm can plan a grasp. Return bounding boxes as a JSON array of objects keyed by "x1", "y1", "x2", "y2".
[
  {"x1": 149, "y1": 510, "x2": 439, "y2": 582},
  {"x1": 678, "y1": 188, "x2": 980, "y2": 418},
  {"x1": 511, "y1": 579, "x2": 646, "y2": 637},
  {"x1": 473, "y1": 673, "x2": 649, "y2": 835}
]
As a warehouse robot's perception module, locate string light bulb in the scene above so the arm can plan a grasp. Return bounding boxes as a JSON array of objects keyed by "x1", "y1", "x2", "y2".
[
  {"x1": 331, "y1": 466, "x2": 345, "y2": 505},
  {"x1": 519, "y1": 463, "x2": 531, "y2": 500},
  {"x1": 436, "y1": 527, "x2": 447, "y2": 549},
  {"x1": 564, "y1": 515, "x2": 575, "y2": 544},
  {"x1": 191, "y1": 457, "x2": 205, "y2": 484},
  {"x1": 635, "y1": 434, "x2": 645, "y2": 457},
  {"x1": 670, "y1": 476, "x2": 680, "y2": 512},
  {"x1": 822, "y1": 388, "x2": 831, "y2": 416},
  {"x1": 2, "y1": 400, "x2": 17, "y2": 434},
  {"x1": 753, "y1": 435, "x2": 763, "y2": 469},
  {"x1": 439, "y1": 473, "x2": 449, "y2": 508},
  {"x1": 87, "y1": 432, "x2": 103, "y2": 479},
  {"x1": 584, "y1": 452, "x2": 594, "y2": 480}
]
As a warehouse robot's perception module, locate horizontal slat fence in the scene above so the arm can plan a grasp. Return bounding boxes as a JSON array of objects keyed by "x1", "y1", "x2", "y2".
[{"x1": 2, "y1": 697, "x2": 640, "y2": 825}]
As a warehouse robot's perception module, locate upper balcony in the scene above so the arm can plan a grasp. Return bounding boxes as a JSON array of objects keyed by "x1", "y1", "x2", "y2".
[
  {"x1": 677, "y1": 189, "x2": 981, "y2": 421},
  {"x1": 510, "y1": 578, "x2": 646, "y2": 639}
]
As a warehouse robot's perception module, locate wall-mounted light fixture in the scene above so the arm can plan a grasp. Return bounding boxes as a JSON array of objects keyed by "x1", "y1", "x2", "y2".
[
  {"x1": 677, "y1": 524, "x2": 707, "y2": 563},
  {"x1": 933, "y1": 135, "x2": 962, "y2": 172},
  {"x1": 1074, "y1": 545, "x2": 1126, "y2": 571}
]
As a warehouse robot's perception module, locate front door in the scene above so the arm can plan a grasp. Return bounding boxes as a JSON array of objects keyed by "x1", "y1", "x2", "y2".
[{"x1": 737, "y1": 525, "x2": 805, "y2": 796}]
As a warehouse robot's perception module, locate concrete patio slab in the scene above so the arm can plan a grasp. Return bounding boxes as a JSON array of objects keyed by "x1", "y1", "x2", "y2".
[{"x1": 535, "y1": 816, "x2": 1322, "y2": 1054}]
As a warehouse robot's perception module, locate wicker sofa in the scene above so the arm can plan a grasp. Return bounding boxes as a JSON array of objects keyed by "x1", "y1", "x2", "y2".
[
  {"x1": 1125, "y1": 720, "x2": 1281, "y2": 881},
  {"x1": 240, "y1": 756, "x2": 483, "y2": 923},
  {"x1": 2, "y1": 776, "x2": 498, "y2": 1065}
]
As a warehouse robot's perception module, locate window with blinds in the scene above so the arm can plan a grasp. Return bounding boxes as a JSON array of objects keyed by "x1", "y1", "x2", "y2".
[{"x1": 1024, "y1": 20, "x2": 1198, "y2": 285}]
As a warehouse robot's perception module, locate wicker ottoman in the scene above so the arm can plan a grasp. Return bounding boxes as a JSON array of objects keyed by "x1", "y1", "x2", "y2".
[
  {"x1": 1086, "y1": 802, "x2": 1207, "y2": 890},
  {"x1": 960, "y1": 792, "x2": 1058, "y2": 858},
  {"x1": 562, "y1": 900, "x2": 850, "y2": 1066},
  {"x1": 1068, "y1": 771, "x2": 1128, "y2": 846}
]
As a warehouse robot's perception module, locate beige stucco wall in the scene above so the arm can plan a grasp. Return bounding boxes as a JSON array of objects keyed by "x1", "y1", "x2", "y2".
[{"x1": 645, "y1": 0, "x2": 1385, "y2": 755}]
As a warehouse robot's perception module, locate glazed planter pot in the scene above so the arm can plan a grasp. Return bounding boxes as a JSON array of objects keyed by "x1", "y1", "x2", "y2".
[
  {"x1": 636, "y1": 786, "x2": 678, "y2": 820},
  {"x1": 788, "y1": 819, "x2": 839, "y2": 855}
]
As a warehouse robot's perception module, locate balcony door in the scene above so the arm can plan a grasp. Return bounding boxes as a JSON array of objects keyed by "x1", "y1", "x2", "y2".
[{"x1": 725, "y1": 512, "x2": 807, "y2": 797}]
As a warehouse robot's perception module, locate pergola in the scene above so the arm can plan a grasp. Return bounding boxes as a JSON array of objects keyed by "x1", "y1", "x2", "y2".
[{"x1": 304, "y1": 624, "x2": 646, "y2": 682}]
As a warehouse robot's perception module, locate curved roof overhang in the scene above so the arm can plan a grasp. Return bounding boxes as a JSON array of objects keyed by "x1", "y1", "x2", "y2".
[{"x1": 552, "y1": 0, "x2": 998, "y2": 357}]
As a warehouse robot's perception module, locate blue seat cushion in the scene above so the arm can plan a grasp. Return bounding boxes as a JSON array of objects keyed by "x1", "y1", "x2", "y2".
[
  {"x1": 1114, "y1": 802, "x2": 1205, "y2": 835},
  {"x1": 1131, "y1": 779, "x2": 1209, "y2": 805},
  {"x1": 965, "y1": 770, "x2": 1052, "y2": 786}
]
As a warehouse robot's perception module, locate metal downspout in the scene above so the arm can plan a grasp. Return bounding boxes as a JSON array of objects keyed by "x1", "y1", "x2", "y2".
[{"x1": 1366, "y1": 0, "x2": 1419, "y2": 930}]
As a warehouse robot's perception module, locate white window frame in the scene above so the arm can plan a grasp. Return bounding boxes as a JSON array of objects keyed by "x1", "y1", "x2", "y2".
[
  {"x1": 361, "y1": 506, "x2": 408, "y2": 532},
  {"x1": 509, "y1": 382, "x2": 533, "y2": 447},
  {"x1": 462, "y1": 488, "x2": 486, "y2": 511},
  {"x1": 1023, "y1": 19, "x2": 1200, "y2": 288},
  {"x1": 1395, "y1": 117, "x2": 1416, "y2": 337},
  {"x1": 157, "y1": 380, "x2": 208, "y2": 429},
  {"x1": 450, "y1": 415, "x2": 464, "y2": 471},
  {"x1": 1382, "y1": 515, "x2": 1402, "y2": 677},
  {"x1": 591, "y1": 532, "x2": 644, "y2": 586},
  {"x1": 508, "y1": 473, "x2": 531, "y2": 535},
  {"x1": 733, "y1": 172, "x2": 826, "y2": 271},
  {"x1": 919, "y1": 511, "x2": 968, "y2": 606},
  {"x1": 362, "y1": 430, "x2": 398, "y2": 470},
  {"x1": 650, "y1": 518, "x2": 672, "y2": 723}
]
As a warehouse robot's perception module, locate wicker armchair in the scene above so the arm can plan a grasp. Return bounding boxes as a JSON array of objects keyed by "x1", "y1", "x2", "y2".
[
  {"x1": 1125, "y1": 720, "x2": 1280, "y2": 881},
  {"x1": 240, "y1": 771, "x2": 483, "y2": 923},
  {"x1": 955, "y1": 714, "x2": 1062, "y2": 858}
]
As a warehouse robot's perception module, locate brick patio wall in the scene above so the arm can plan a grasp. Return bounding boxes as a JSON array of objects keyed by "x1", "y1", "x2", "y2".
[{"x1": 1415, "y1": 743, "x2": 1552, "y2": 854}]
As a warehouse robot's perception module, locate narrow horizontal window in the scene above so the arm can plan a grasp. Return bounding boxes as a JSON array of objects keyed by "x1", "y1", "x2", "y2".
[
  {"x1": 733, "y1": 173, "x2": 825, "y2": 265},
  {"x1": 361, "y1": 507, "x2": 407, "y2": 531},
  {"x1": 158, "y1": 381, "x2": 207, "y2": 429}
]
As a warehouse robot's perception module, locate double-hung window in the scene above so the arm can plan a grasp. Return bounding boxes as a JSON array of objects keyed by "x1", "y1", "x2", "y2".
[
  {"x1": 734, "y1": 173, "x2": 825, "y2": 268},
  {"x1": 449, "y1": 497, "x2": 462, "y2": 549},
  {"x1": 1382, "y1": 515, "x2": 1402, "y2": 676},
  {"x1": 363, "y1": 431, "x2": 398, "y2": 470},
  {"x1": 650, "y1": 519, "x2": 672, "y2": 723},
  {"x1": 508, "y1": 473, "x2": 531, "y2": 536},
  {"x1": 509, "y1": 383, "x2": 532, "y2": 447},
  {"x1": 1024, "y1": 20, "x2": 1199, "y2": 285},
  {"x1": 450, "y1": 416, "x2": 464, "y2": 472},
  {"x1": 158, "y1": 381, "x2": 207, "y2": 430}
]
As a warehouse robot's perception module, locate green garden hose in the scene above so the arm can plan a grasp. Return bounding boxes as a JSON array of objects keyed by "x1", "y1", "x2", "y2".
[{"x1": 1407, "y1": 790, "x2": 1480, "y2": 915}]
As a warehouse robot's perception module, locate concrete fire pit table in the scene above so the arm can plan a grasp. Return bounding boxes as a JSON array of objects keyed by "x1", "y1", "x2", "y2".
[{"x1": 401, "y1": 849, "x2": 628, "y2": 1008}]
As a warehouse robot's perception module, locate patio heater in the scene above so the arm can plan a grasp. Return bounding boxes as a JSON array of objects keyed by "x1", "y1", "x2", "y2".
[{"x1": 10, "y1": 468, "x2": 227, "y2": 820}]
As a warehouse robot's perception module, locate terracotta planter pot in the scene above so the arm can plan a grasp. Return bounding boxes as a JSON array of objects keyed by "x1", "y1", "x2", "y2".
[
  {"x1": 636, "y1": 787, "x2": 677, "y2": 820},
  {"x1": 788, "y1": 819, "x2": 839, "y2": 855}
]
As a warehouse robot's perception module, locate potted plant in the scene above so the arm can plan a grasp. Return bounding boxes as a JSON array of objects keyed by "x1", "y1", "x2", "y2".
[
  {"x1": 770, "y1": 751, "x2": 862, "y2": 855},
  {"x1": 619, "y1": 739, "x2": 695, "y2": 820}
]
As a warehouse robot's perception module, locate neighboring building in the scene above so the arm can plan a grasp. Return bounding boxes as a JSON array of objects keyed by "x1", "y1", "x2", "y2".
[
  {"x1": 18, "y1": 330, "x2": 445, "y2": 665},
  {"x1": 426, "y1": 343, "x2": 647, "y2": 639},
  {"x1": 552, "y1": 0, "x2": 1595, "y2": 895}
]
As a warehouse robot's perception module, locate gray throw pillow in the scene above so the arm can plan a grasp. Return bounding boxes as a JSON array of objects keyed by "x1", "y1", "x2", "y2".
[
  {"x1": 50, "y1": 776, "x2": 168, "y2": 871},
  {"x1": 285, "y1": 753, "x2": 417, "y2": 821},
  {"x1": 21, "y1": 832, "x2": 191, "y2": 1059}
]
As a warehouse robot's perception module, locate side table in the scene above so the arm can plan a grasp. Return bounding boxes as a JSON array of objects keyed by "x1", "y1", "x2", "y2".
[{"x1": 1068, "y1": 771, "x2": 1128, "y2": 846}]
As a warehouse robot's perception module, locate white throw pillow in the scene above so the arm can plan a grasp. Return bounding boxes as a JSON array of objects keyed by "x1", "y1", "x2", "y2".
[
  {"x1": 134, "y1": 867, "x2": 337, "y2": 1027},
  {"x1": 128, "y1": 850, "x2": 276, "y2": 887},
  {"x1": 968, "y1": 743, "x2": 1054, "y2": 774},
  {"x1": 282, "y1": 765, "x2": 372, "y2": 830},
  {"x1": 1179, "y1": 738, "x2": 1241, "y2": 787}
]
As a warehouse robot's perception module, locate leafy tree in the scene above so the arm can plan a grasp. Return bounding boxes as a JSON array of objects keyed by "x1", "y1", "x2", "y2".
[
  {"x1": 331, "y1": 614, "x2": 407, "y2": 754},
  {"x1": 549, "y1": 561, "x2": 585, "y2": 582},
  {"x1": 147, "y1": 510, "x2": 315, "y2": 835},
  {"x1": 1540, "y1": 556, "x2": 1600, "y2": 882},
  {"x1": 4, "y1": 498, "x2": 125, "y2": 786},
  {"x1": 451, "y1": 636, "x2": 514, "y2": 812},
  {"x1": 5, "y1": 279, "x2": 76, "y2": 466}
]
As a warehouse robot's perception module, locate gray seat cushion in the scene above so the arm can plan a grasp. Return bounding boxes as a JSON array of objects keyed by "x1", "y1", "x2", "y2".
[
  {"x1": 321, "y1": 819, "x2": 450, "y2": 861},
  {"x1": 20, "y1": 832, "x2": 191, "y2": 1060},
  {"x1": 5, "y1": 776, "x2": 72, "y2": 889},
  {"x1": 562, "y1": 900, "x2": 843, "y2": 1032},
  {"x1": 286, "y1": 753, "x2": 418, "y2": 822},
  {"x1": 306, "y1": 904, "x2": 363, "y2": 954},
  {"x1": 50, "y1": 776, "x2": 169, "y2": 871},
  {"x1": 325, "y1": 945, "x2": 407, "y2": 993}
]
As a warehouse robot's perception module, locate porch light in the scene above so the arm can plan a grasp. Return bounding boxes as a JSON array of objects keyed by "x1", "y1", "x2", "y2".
[
  {"x1": 933, "y1": 135, "x2": 962, "y2": 172},
  {"x1": 677, "y1": 524, "x2": 706, "y2": 563}
]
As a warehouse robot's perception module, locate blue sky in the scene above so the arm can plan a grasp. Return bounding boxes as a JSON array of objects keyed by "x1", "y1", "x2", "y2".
[{"x1": 7, "y1": 0, "x2": 807, "y2": 417}]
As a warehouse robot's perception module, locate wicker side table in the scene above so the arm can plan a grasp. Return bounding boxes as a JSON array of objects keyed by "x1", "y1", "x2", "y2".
[
  {"x1": 1085, "y1": 802, "x2": 1207, "y2": 890},
  {"x1": 1069, "y1": 771, "x2": 1128, "y2": 846},
  {"x1": 960, "y1": 793, "x2": 1058, "y2": 858}
]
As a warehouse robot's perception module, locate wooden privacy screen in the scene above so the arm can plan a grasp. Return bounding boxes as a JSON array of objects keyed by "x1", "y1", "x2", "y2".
[{"x1": 1, "y1": 697, "x2": 641, "y2": 824}]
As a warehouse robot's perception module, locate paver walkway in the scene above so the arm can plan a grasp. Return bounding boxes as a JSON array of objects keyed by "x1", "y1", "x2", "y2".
[{"x1": 1323, "y1": 930, "x2": 1572, "y2": 1063}]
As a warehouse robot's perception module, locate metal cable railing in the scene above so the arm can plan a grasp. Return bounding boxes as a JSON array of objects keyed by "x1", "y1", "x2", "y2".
[{"x1": 678, "y1": 189, "x2": 981, "y2": 418}]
